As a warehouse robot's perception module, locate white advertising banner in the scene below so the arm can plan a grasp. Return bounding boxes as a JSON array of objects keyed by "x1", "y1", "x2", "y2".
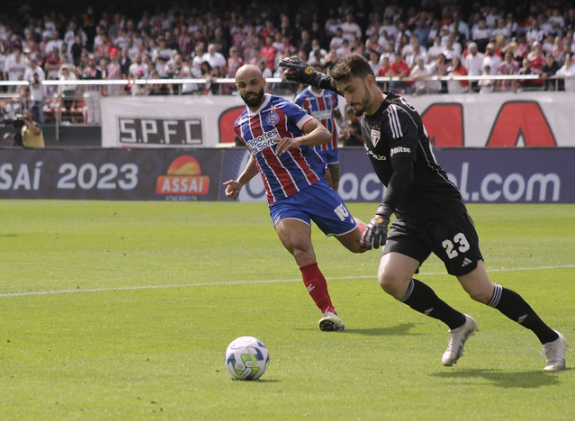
[
  {"x1": 407, "y1": 92, "x2": 575, "y2": 148},
  {"x1": 101, "y1": 92, "x2": 575, "y2": 148},
  {"x1": 101, "y1": 96, "x2": 245, "y2": 148}
]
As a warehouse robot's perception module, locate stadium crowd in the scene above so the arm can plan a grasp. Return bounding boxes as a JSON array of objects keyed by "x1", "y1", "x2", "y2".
[{"x1": 1, "y1": 0, "x2": 575, "y2": 122}]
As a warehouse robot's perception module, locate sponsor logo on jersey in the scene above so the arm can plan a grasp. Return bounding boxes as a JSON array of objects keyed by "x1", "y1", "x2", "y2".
[
  {"x1": 366, "y1": 148, "x2": 387, "y2": 161},
  {"x1": 390, "y1": 146, "x2": 411, "y2": 156},
  {"x1": 311, "y1": 110, "x2": 333, "y2": 121},
  {"x1": 266, "y1": 112, "x2": 280, "y2": 126},
  {"x1": 370, "y1": 129, "x2": 381, "y2": 147},
  {"x1": 245, "y1": 128, "x2": 281, "y2": 154}
]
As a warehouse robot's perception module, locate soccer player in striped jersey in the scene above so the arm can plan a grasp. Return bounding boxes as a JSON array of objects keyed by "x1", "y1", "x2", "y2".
[
  {"x1": 294, "y1": 64, "x2": 346, "y2": 191},
  {"x1": 280, "y1": 54, "x2": 567, "y2": 371},
  {"x1": 224, "y1": 64, "x2": 367, "y2": 332}
]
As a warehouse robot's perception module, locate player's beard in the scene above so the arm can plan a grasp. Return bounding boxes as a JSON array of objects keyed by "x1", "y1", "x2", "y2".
[
  {"x1": 350, "y1": 81, "x2": 372, "y2": 117},
  {"x1": 241, "y1": 88, "x2": 265, "y2": 108}
]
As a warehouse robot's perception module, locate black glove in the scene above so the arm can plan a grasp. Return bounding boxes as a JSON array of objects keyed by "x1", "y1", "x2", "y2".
[
  {"x1": 279, "y1": 56, "x2": 330, "y2": 88},
  {"x1": 360, "y1": 205, "x2": 390, "y2": 250}
]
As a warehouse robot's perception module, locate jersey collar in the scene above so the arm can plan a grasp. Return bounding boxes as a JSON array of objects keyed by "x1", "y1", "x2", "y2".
[
  {"x1": 248, "y1": 93, "x2": 271, "y2": 116},
  {"x1": 308, "y1": 87, "x2": 325, "y2": 97}
]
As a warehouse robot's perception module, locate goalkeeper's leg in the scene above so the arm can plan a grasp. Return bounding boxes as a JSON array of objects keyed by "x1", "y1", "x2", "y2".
[{"x1": 458, "y1": 261, "x2": 565, "y2": 370}]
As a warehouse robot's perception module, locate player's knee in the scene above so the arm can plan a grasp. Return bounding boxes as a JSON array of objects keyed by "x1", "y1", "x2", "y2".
[
  {"x1": 467, "y1": 287, "x2": 492, "y2": 304},
  {"x1": 291, "y1": 247, "x2": 315, "y2": 266},
  {"x1": 378, "y1": 272, "x2": 407, "y2": 299}
]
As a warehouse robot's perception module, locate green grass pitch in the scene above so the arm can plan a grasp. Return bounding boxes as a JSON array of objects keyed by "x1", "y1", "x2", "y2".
[{"x1": 0, "y1": 201, "x2": 573, "y2": 420}]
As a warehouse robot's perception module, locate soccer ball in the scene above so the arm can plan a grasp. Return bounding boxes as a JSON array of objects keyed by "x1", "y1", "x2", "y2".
[{"x1": 225, "y1": 336, "x2": 270, "y2": 380}]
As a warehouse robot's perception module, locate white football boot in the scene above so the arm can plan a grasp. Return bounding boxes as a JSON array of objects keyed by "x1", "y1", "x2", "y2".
[
  {"x1": 543, "y1": 330, "x2": 567, "y2": 371},
  {"x1": 319, "y1": 311, "x2": 345, "y2": 332},
  {"x1": 442, "y1": 314, "x2": 478, "y2": 366}
]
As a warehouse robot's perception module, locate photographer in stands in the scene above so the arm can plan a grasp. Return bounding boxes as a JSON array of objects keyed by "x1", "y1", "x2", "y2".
[{"x1": 3, "y1": 110, "x2": 45, "y2": 148}]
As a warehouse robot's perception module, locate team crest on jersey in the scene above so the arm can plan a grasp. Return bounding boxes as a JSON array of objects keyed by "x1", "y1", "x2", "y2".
[
  {"x1": 266, "y1": 112, "x2": 280, "y2": 126},
  {"x1": 370, "y1": 128, "x2": 381, "y2": 147}
]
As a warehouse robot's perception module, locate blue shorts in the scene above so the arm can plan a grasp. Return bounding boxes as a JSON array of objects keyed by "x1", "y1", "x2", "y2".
[
  {"x1": 269, "y1": 180, "x2": 357, "y2": 237},
  {"x1": 317, "y1": 149, "x2": 339, "y2": 165}
]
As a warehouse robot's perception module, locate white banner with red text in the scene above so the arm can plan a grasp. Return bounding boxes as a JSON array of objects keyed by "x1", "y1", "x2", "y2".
[{"x1": 101, "y1": 93, "x2": 575, "y2": 148}]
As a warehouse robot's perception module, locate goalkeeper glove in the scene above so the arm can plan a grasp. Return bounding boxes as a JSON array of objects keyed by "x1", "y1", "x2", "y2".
[
  {"x1": 279, "y1": 56, "x2": 333, "y2": 89},
  {"x1": 360, "y1": 205, "x2": 390, "y2": 250}
]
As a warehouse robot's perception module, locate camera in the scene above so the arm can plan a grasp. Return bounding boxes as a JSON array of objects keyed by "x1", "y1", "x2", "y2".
[
  {"x1": 1, "y1": 114, "x2": 26, "y2": 146},
  {"x1": 14, "y1": 114, "x2": 26, "y2": 127},
  {"x1": 12, "y1": 115, "x2": 26, "y2": 146}
]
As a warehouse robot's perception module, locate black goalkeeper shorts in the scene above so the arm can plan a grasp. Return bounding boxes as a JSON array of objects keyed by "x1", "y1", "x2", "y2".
[{"x1": 382, "y1": 212, "x2": 484, "y2": 276}]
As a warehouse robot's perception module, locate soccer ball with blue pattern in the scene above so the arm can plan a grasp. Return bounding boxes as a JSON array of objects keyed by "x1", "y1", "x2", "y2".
[{"x1": 225, "y1": 336, "x2": 270, "y2": 380}]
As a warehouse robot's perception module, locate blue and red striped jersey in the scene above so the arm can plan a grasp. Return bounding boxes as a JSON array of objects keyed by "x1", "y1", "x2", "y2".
[
  {"x1": 234, "y1": 94, "x2": 326, "y2": 204},
  {"x1": 294, "y1": 87, "x2": 340, "y2": 152}
]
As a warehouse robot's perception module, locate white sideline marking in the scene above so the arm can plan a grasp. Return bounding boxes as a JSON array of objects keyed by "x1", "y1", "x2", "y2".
[{"x1": 0, "y1": 264, "x2": 574, "y2": 298}]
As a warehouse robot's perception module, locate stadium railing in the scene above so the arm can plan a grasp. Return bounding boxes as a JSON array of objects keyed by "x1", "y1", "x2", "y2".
[{"x1": 1, "y1": 74, "x2": 573, "y2": 135}]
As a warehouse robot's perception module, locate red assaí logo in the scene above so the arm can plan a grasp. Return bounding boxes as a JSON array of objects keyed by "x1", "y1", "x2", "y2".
[{"x1": 156, "y1": 155, "x2": 210, "y2": 195}]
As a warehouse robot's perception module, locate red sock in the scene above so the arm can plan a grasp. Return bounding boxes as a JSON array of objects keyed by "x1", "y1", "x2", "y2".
[
  {"x1": 355, "y1": 218, "x2": 366, "y2": 235},
  {"x1": 299, "y1": 263, "x2": 335, "y2": 315}
]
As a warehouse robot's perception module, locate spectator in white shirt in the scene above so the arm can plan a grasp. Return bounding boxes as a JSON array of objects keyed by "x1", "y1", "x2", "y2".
[
  {"x1": 485, "y1": 7, "x2": 501, "y2": 29},
  {"x1": 427, "y1": 36, "x2": 443, "y2": 61},
  {"x1": 380, "y1": 17, "x2": 397, "y2": 41},
  {"x1": 478, "y1": 65, "x2": 495, "y2": 93},
  {"x1": 340, "y1": 13, "x2": 362, "y2": 42},
  {"x1": 483, "y1": 43, "x2": 502, "y2": 75},
  {"x1": 548, "y1": 9, "x2": 565, "y2": 37},
  {"x1": 4, "y1": 47, "x2": 27, "y2": 91},
  {"x1": 128, "y1": 53, "x2": 150, "y2": 79},
  {"x1": 45, "y1": 30, "x2": 64, "y2": 54},
  {"x1": 308, "y1": 39, "x2": 328, "y2": 65},
  {"x1": 329, "y1": 27, "x2": 345, "y2": 50},
  {"x1": 28, "y1": 72, "x2": 45, "y2": 124},
  {"x1": 23, "y1": 56, "x2": 44, "y2": 81},
  {"x1": 556, "y1": 53, "x2": 575, "y2": 92},
  {"x1": 526, "y1": 20, "x2": 545, "y2": 43},
  {"x1": 491, "y1": 18, "x2": 511, "y2": 44},
  {"x1": 464, "y1": 42, "x2": 485, "y2": 91},
  {"x1": 367, "y1": 50, "x2": 381, "y2": 75},
  {"x1": 505, "y1": 13, "x2": 519, "y2": 37},
  {"x1": 442, "y1": 37, "x2": 460, "y2": 61},
  {"x1": 58, "y1": 65, "x2": 77, "y2": 123},
  {"x1": 324, "y1": 12, "x2": 342, "y2": 38},
  {"x1": 411, "y1": 57, "x2": 438, "y2": 95},
  {"x1": 472, "y1": 18, "x2": 491, "y2": 51},
  {"x1": 450, "y1": 11, "x2": 469, "y2": 41}
]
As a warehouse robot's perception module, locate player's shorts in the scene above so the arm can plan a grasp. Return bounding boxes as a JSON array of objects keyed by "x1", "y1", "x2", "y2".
[
  {"x1": 269, "y1": 179, "x2": 356, "y2": 237},
  {"x1": 317, "y1": 149, "x2": 339, "y2": 165},
  {"x1": 382, "y1": 212, "x2": 484, "y2": 276}
]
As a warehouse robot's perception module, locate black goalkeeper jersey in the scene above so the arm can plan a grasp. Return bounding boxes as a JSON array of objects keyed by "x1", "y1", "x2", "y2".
[{"x1": 360, "y1": 92, "x2": 467, "y2": 221}]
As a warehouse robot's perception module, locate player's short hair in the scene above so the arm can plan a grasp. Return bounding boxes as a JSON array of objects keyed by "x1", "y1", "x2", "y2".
[{"x1": 330, "y1": 54, "x2": 375, "y2": 83}]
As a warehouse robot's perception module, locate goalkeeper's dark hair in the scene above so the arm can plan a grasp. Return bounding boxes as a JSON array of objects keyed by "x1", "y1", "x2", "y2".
[{"x1": 330, "y1": 54, "x2": 375, "y2": 83}]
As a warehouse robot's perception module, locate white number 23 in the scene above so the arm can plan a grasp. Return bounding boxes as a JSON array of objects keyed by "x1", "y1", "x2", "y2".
[{"x1": 442, "y1": 233, "x2": 470, "y2": 259}]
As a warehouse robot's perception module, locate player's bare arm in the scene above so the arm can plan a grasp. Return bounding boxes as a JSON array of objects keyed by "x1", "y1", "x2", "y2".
[
  {"x1": 275, "y1": 118, "x2": 330, "y2": 155},
  {"x1": 333, "y1": 108, "x2": 347, "y2": 129},
  {"x1": 223, "y1": 155, "x2": 259, "y2": 199}
]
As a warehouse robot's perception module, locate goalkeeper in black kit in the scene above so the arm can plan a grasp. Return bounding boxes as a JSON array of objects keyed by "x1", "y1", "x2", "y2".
[{"x1": 280, "y1": 53, "x2": 567, "y2": 371}]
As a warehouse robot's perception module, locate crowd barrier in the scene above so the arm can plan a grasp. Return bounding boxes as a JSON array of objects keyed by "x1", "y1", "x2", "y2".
[{"x1": 1, "y1": 148, "x2": 573, "y2": 203}]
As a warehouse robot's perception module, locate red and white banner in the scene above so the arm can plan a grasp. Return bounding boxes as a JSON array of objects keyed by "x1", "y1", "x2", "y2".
[
  {"x1": 410, "y1": 92, "x2": 575, "y2": 148},
  {"x1": 101, "y1": 92, "x2": 575, "y2": 148}
]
